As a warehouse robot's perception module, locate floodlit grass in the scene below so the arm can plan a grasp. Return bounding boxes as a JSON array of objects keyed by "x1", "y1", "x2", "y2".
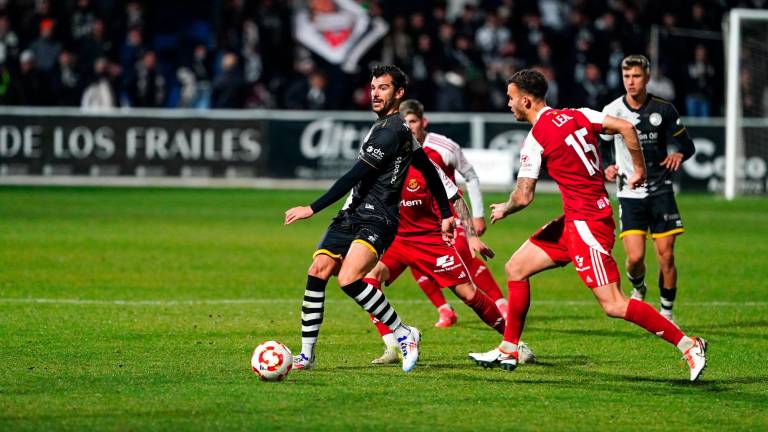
[{"x1": 1, "y1": 186, "x2": 767, "y2": 431}]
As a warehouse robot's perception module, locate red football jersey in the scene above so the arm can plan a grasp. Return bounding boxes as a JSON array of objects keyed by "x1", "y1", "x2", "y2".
[
  {"x1": 396, "y1": 155, "x2": 458, "y2": 238},
  {"x1": 517, "y1": 107, "x2": 612, "y2": 220}
]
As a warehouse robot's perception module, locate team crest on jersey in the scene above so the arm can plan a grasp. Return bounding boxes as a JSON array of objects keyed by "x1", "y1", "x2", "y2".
[
  {"x1": 406, "y1": 178, "x2": 420, "y2": 192},
  {"x1": 649, "y1": 113, "x2": 662, "y2": 126}
]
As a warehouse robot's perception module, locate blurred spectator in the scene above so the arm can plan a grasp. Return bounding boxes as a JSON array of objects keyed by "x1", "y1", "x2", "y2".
[
  {"x1": 0, "y1": 62, "x2": 21, "y2": 104},
  {"x1": 685, "y1": 44, "x2": 716, "y2": 117},
  {"x1": 647, "y1": 65, "x2": 676, "y2": 102},
  {"x1": 18, "y1": 49, "x2": 51, "y2": 105},
  {"x1": 0, "y1": 14, "x2": 19, "y2": 66},
  {"x1": 119, "y1": 26, "x2": 143, "y2": 80},
  {"x1": 573, "y1": 63, "x2": 609, "y2": 109},
  {"x1": 79, "y1": 19, "x2": 112, "y2": 76},
  {"x1": 128, "y1": 51, "x2": 165, "y2": 107},
  {"x1": 51, "y1": 49, "x2": 82, "y2": 106},
  {"x1": 81, "y1": 56, "x2": 115, "y2": 110},
  {"x1": 475, "y1": 12, "x2": 510, "y2": 64},
  {"x1": 381, "y1": 15, "x2": 412, "y2": 69},
  {"x1": 70, "y1": 0, "x2": 96, "y2": 42},
  {"x1": 29, "y1": 18, "x2": 60, "y2": 73},
  {"x1": 211, "y1": 52, "x2": 245, "y2": 109}
]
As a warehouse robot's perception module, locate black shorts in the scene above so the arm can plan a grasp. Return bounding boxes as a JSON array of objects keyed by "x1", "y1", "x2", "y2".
[
  {"x1": 618, "y1": 193, "x2": 684, "y2": 239},
  {"x1": 313, "y1": 209, "x2": 397, "y2": 260}
]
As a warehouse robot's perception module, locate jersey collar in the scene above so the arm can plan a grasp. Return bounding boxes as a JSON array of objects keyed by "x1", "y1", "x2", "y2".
[
  {"x1": 622, "y1": 93, "x2": 652, "y2": 112},
  {"x1": 534, "y1": 106, "x2": 552, "y2": 125}
]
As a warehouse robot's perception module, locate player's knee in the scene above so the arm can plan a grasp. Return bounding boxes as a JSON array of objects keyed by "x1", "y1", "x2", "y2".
[
  {"x1": 657, "y1": 251, "x2": 675, "y2": 268},
  {"x1": 505, "y1": 259, "x2": 526, "y2": 281},
  {"x1": 308, "y1": 255, "x2": 337, "y2": 279},
  {"x1": 600, "y1": 299, "x2": 628, "y2": 318},
  {"x1": 625, "y1": 251, "x2": 645, "y2": 268}
]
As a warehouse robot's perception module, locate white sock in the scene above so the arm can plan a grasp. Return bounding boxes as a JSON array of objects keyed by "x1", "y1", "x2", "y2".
[
  {"x1": 499, "y1": 340, "x2": 518, "y2": 353},
  {"x1": 437, "y1": 304, "x2": 452, "y2": 312},
  {"x1": 495, "y1": 298, "x2": 508, "y2": 308},
  {"x1": 677, "y1": 336, "x2": 694, "y2": 353},
  {"x1": 393, "y1": 324, "x2": 411, "y2": 339},
  {"x1": 382, "y1": 333, "x2": 398, "y2": 349},
  {"x1": 301, "y1": 343, "x2": 315, "y2": 358}
]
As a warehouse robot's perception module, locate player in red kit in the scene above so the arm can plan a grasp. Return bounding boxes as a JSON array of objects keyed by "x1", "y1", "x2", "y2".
[
  {"x1": 363, "y1": 158, "x2": 537, "y2": 365},
  {"x1": 399, "y1": 99, "x2": 508, "y2": 328},
  {"x1": 468, "y1": 69, "x2": 708, "y2": 382}
]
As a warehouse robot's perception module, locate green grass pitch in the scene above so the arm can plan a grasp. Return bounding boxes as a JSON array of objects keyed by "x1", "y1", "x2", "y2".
[{"x1": 1, "y1": 186, "x2": 767, "y2": 431}]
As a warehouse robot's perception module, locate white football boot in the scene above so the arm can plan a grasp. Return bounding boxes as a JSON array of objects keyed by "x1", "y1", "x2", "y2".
[
  {"x1": 468, "y1": 347, "x2": 518, "y2": 371},
  {"x1": 292, "y1": 352, "x2": 316, "y2": 370},
  {"x1": 683, "y1": 337, "x2": 708, "y2": 382},
  {"x1": 397, "y1": 327, "x2": 421, "y2": 372},
  {"x1": 517, "y1": 341, "x2": 537, "y2": 365},
  {"x1": 371, "y1": 346, "x2": 400, "y2": 365}
]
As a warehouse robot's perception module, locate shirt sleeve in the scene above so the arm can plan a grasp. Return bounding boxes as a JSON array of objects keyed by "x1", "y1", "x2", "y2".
[
  {"x1": 599, "y1": 105, "x2": 615, "y2": 142},
  {"x1": 359, "y1": 128, "x2": 398, "y2": 170},
  {"x1": 517, "y1": 132, "x2": 544, "y2": 180},
  {"x1": 577, "y1": 107, "x2": 607, "y2": 135},
  {"x1": 435, "y1": 162, "x2": 460, "y2": 200},
  {"x1": 665, "y1": 104, "x2": 696, "y2": 161}
]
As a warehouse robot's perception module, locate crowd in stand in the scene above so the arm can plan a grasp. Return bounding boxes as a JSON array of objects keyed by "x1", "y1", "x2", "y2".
[{"x1": 0, "y1": 0, "x2": 763, "y2": 115}]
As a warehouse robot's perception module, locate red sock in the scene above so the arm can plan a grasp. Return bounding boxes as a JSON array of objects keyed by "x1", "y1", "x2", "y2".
[
  {"x1": 470, "y1": 257, "x2": 503, "y2": 302},
  {"x1": 363, "y1": 278, "x2": 392, "y2": 336},
  {"x1": 464, "y1": 290, "x2": 505, "y2": 334},
  {"x1": 504, "y1": 280, "x2": 530, "y2": 344},
  {"x1": 412, "y1": 270, "x2": 448, "y2": 309},
  {"x1": 624, "y1": 299, "x2": 684, "y2": 345}
]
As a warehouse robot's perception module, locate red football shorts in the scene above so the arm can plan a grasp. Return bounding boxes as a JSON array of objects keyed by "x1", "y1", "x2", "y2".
[
  {"x1": 529, "y1": 215, "x2": 619, "y2": 289},
  {"x1": 381, "y1": 230, "x2": 472, "y2": 288}
]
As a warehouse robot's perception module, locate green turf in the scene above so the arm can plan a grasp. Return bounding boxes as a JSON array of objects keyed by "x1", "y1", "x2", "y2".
[{"x1": 1, "y1": 186, "x2": 767, "y2": 431}]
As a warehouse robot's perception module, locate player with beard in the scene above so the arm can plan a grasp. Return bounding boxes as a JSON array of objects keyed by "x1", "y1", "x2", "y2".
[
  {"x1": 284, "y1": 65, "x2": 454, "y2": 373},
  {"x1": 467, "y1": 69, "x2": 708, "y2": 381}
]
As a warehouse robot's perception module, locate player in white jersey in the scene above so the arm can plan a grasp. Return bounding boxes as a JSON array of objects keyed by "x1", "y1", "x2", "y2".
[
  {"x1": 396, "y1": 99, "x2": 509, "y2": 330},
  {"x1": 601, "y1": 55, "x2": 696, "y2": 323}
]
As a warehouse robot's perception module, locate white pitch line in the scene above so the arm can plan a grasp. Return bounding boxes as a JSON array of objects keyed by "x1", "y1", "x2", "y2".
[{"x1": 0, "y1": 298, "x2": 766, "y2": 307}]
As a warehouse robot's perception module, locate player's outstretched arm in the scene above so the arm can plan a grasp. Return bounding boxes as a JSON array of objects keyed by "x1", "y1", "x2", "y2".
[
  {"x1": 490, "y1": 177, "x2": 537, "y2": 224},
  {"x1": 412, "y1": 148, "x2": 455, "y2": 241},
  {"x1": 456, "y1": 151, "x2": 487, "y2": 236},
  {"x1": 284, "y1": 160, "x2": 375, "y2": 225},
  {"x1": 602, "y1": 115, "x2": 646, "y2": 189},
  {"x1": 452, "y1": 194, "x2": 494, "y2": 259}
]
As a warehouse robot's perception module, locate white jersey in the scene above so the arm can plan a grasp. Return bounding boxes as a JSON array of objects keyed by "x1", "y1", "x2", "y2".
[{"x1": 422, "y1": 132, "x2": 484, "y2": 218}]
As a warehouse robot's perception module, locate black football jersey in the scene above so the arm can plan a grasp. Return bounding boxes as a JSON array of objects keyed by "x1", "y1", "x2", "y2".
[
  {"x1": 345, "y1": 112, "x2": 421, "y2": 221},
  {"x1": 601, "y1": 94, "x2": 695, "y2": 198}
]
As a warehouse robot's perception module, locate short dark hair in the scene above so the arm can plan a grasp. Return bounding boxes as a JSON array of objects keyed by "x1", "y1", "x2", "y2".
[
  {"x1": 621, "y1": 54, "x2": 650, "y2": 73},
  {"x1": 506, "y1": 69, "x2": 548, "y2": 100},
  {"x1": 371, "y1": 64, "x2": 409, "y2": 91},
  {"x1": 399, "y1": 99, "x2": 424, "y2": 118}
]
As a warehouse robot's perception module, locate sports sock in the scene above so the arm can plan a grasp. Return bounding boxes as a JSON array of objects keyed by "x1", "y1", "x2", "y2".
[
  {"x1": 659, "y1": 273, "x2": 676, "y2": 313},
  {"x1": 414, "y1": 272, "x2": 449, "y2": 309},
  {"x1": 470, "y1": 257, "x2": 503, "y2": 302},
  {"x1": 498, "y1": 340, "x2": 519, "y2": 356},
  {"x1": 341, "y1": 279, "x2": 402, "y2": 332},
  {"x1": 628, "y1": 272, "x2": 645, "y2": 289},
  {"x1": 363, "y1": 278, "x2": 394, "y2": 337},
  {"x1": 624, "y1": 298, "x2": 684, "y2": 346},
  {"x1": 300, "y1": 275, "x2": 328, "y2": 357},
  {"x1": 463, "y1": 289, "x2": 504, "y2": 334},
  {"x1": 382, "y1": 333, "x2": 398, "y2": 349},
  {"x1": 503, "y1": 280, "x2": 530, "y2": 344}
]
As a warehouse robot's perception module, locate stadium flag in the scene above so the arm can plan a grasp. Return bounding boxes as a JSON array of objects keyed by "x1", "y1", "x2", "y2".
[{"x1": 293, "y1": 0, "x2": 388, "y2": 73}]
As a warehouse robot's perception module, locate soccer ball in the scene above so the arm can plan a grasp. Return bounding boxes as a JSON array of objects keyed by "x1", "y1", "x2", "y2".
[{"x1": 251, "y1": 341, "x2": 292, "y2": 381}]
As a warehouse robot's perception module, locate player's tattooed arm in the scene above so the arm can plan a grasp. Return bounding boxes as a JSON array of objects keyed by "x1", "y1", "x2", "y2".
[
  {"x1": 454, "y1": 194, "x2": 495, "y2": 259},
  {"x1": 490, "y1": 177, "x2": 537, "y2": 224}
]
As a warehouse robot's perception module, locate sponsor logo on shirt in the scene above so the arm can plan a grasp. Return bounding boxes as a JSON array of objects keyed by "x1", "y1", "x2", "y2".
[
  {"x1": 366, "y1": 146, "x2": 386, "y2": 161},
  {"x1": 365, "y1": 203, "x2": 375, "y2": 210},
  {"x1": 406, "y1": 178, "x2": 420, "y2": 192},
  {"x1": 520, "y1": 154, "x2": 532, "y2": 170},
  {"x1": 435, "y1": 255, "x2": 455, "y2": 268},
  {"x1": 400, "y1": 199, "x2": 423, "y2": 207}
]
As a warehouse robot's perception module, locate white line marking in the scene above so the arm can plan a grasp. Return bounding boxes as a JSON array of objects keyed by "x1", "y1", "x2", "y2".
[{"x1": 0, "y1": 298, "x2": 766, "y2": 307}]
